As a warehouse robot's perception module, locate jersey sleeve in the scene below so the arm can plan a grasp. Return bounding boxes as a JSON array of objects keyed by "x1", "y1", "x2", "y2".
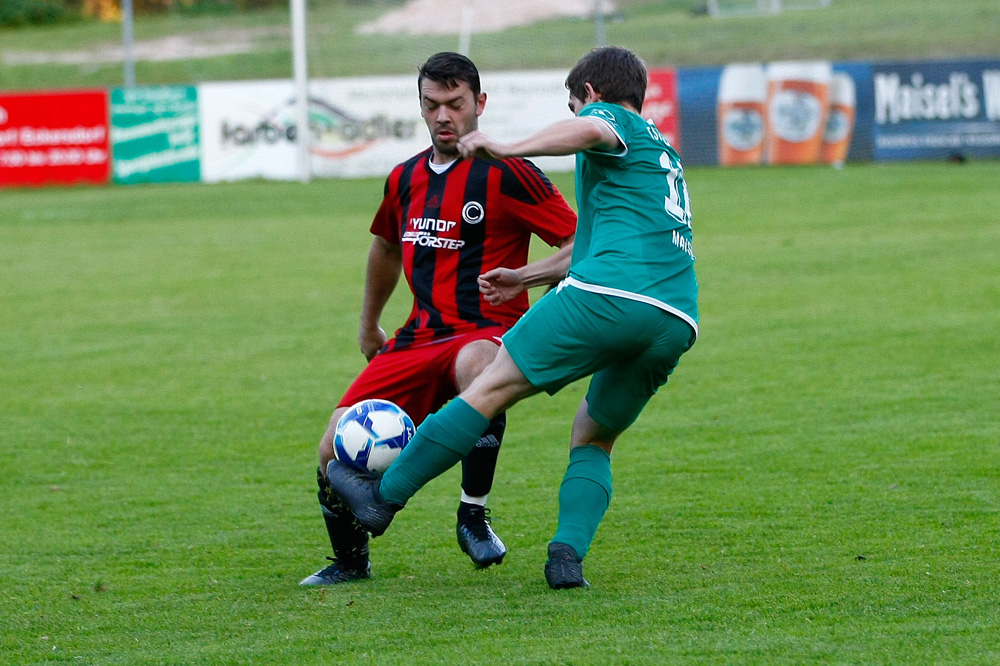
[
  {"x1": 498, "y1": 158, "x2": 577, "y2": 246},
  {"x1": 579, "y1": 103, "x2": 629, "y2": 159},
  {"x1": 369, "y1": 170, "x2": 402, "y2": 244}
]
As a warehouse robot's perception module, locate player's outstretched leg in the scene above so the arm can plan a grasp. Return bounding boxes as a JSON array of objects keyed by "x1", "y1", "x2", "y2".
[
  {"x1": 456, "y1": 413, "x2": 507, "y2": 567},
  {"x1": 325, "y1": 460, "x2": 404, "y2": 537},
  {"x1": 329, "y1": 398, "x2": 494, "y2": 536},
  {"x1": 300, "y1": 468, "x2": 372, "y2": 585},
  {"x1": 544, "y1": 445, "x2": 613, "y2": 589}
]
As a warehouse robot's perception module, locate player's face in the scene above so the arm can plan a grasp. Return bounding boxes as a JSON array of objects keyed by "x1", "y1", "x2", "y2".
[{"x1": 420, "y1": 79, "x2": 486, "y2": 161}]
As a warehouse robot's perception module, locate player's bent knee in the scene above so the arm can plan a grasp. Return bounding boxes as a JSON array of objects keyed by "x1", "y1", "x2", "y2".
[
  {"x1": 460, "y1": 344, "x2": 536, "y2": 415},
  {"x1": 319, "y1": 408, "x2": 348, "y2": 471},
  {"x1": 319, "y1": 435, "x2": 336, "y2": 472},
  {"x1": 455, "y1": 339, "x2": 502, "y2": 390}
]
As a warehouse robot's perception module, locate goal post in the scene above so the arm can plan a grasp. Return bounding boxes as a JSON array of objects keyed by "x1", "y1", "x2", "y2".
[{"x1": 290, "y1": 0, "x2": 310, "y2": 183}]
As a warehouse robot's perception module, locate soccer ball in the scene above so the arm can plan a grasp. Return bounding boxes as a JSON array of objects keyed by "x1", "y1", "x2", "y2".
[{"x1": 333, "y1": 399, "x2": 415, "y2": 473}]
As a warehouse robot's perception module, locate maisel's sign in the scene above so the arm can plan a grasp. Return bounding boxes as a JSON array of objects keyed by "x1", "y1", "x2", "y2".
[{"x1": 872, "y1": 60, "x2": 1000, "y2": 161}]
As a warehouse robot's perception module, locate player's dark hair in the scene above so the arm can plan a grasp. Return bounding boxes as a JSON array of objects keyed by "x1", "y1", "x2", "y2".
[
  {"x1": 566, "y1": 46, "x2": 647, "y2": 112},
  {"x1": 418, "y1": 52, "x2": 482, "y2": 97}
]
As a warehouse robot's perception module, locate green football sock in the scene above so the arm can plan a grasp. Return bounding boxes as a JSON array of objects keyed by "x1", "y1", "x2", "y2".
[
  {"x1": 380, "y1": 398, "x2": 489, "y2": 506},
  {"x1": 551, "y1": 445, "x2": 613, "y2": 560}
]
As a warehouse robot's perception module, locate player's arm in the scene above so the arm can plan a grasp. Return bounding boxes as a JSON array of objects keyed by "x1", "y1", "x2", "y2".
[
  {"x1": 358, "y1": 235, "x2": 403, "y2": 360},
  {"x1": 459, "y1": 117, "x2": 620, "y2": 160},
  {"x1": 478, "y1": 235, "x2": 574, "y2": 306}
]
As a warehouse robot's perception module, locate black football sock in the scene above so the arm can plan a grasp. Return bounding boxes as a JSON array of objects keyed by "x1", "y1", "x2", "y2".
[
  {"x1": 316, "y1": 467, "x2": 369, "y2": 569},
  {"x1": 460, "y1": 412, "x2": 506, "y2": 499}
]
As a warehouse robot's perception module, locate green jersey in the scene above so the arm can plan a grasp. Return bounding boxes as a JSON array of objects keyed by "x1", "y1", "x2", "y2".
[{"x1": 568, "y1": 101, "x2": 699, "y2": 336}]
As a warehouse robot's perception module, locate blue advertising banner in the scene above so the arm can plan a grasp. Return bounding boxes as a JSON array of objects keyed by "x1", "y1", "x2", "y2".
[
  {"x1": 872, "y1": 59, "x2": 1000, "y2": 161},
  {"x1": 676, "y1": 65, "x2": 722, "y2": 166}
]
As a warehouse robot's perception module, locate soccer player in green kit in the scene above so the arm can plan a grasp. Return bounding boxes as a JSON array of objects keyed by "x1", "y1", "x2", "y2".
[{"x1": 327, "y1": 46, "x2": 699, "y2": 589}]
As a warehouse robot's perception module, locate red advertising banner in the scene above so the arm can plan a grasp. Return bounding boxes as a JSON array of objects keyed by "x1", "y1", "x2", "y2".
[
  {"x1": 0, "y1": 90, "x2": 110, "y2": 186},
  {"x1": 643, "y1": 68, "x2": 681, "y2": 152}
]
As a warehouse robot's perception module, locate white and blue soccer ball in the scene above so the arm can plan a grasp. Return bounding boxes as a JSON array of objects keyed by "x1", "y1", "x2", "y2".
[{"x1": 333, "y1": 399, "x2": 415, "y2": 473}]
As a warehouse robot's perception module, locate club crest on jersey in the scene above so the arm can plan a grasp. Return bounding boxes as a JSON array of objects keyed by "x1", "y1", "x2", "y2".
[
  {"x1": 590, "y1": 108, "x2": 616, "y2": 122},
  {"x1": 462, "y1": 201, "x2": 485, "y2": 225}
]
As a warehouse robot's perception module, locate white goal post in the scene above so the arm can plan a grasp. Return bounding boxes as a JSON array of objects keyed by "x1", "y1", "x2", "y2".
[
  {"x1": 707, "y1": 0, "x2": 832, "y2": 17},
  {"x1": 290, "y1": 0, "x2": 310, "y2": 183}
]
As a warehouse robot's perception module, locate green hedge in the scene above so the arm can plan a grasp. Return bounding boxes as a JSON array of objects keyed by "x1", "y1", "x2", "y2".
[
  {"x1": 0, "y1": 0, "x2": 77, "y2": 26},
  {"x1": 136, "y1": 0, "x2": 289, "y2": 14},
  {"x1": 0, "y1": 0, "x2": 289, "y2": 26}
]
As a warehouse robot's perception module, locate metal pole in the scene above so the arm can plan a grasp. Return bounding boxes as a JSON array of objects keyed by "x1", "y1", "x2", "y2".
[
  {"x1": 594, "y1": 0, "x2": 605, "y2": 47},
  {"x1": 122, "y1": 0, "x2": 135, "y2": 87},
  {"x1": 291, "y1": 0, "x2": 311, "y2": 183}
]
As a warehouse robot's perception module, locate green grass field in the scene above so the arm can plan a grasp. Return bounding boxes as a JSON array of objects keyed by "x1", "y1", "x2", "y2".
[
  {"x1": 2, "y1": 0, "x2": 999, "y2": 89},
  {"x1": 3, "y1": 161, "x2": 999, "y2": 663}
]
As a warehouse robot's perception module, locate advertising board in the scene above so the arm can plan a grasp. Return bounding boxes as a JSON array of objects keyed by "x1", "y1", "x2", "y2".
[
  {"x1": 197, "y1": 69, "x2": 679, "y2": 181},
  {"x1": 872, "y1": 60, "x2": 1000, "y2": 161},
  {"x1": 3, "y1": 57, "x2": 997, "y2": 188},
  {"x1": 0, "y1": 90, "x2": 110, "y2": 186},
  {"x1": 306, "y1": 70, "x2": 576, "y2": 177},
  {"x1": 110, "y1": 86, "x2": 200, "y2": 184},
  {"x1": 198, "y1": 80, "x2": 299, "y2": 183},
  {"x1": 677, "y1": 60, "x2": 874, "y2": 166}
]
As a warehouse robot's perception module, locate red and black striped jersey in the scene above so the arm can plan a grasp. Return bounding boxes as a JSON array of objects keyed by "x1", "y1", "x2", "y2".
[{"x1": 371, "y1": 147, "x2": 576, "y2": 352}]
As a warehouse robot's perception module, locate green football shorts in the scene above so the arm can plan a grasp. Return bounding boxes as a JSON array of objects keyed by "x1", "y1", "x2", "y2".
[{"x1": 502, "y1": 283, "x2": 696, "y2": 431}]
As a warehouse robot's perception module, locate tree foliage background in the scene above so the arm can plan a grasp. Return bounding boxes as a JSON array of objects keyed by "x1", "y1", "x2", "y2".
[{"x1": 0, "y1": 0, "x2": 290, "y2": 26}]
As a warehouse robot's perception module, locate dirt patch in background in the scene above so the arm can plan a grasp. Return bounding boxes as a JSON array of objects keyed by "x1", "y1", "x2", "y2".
[
  {"x1": 3, "y1": 27, "x2": 284, "y2": 66},
  {"x1": 1, "y1": 0, "x2": 610, "y2": 66},
  {"x1": 357, "y1": 0, "x2": 614, "y2": 35}
]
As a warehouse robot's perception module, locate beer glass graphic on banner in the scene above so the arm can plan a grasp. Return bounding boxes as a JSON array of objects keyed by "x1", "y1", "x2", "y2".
[
  {"x1": 765, "y1": 61, "x2": 832, "y2": 164},
  {"x1": 717, "y1": 63, "x2": 766, "y2": 166},
  {"x1": 820, "y1": 72, "x2": 856, "y2": 166}
]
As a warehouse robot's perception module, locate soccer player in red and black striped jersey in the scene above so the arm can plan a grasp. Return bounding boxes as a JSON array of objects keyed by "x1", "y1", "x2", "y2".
[{"x1": 301, "y1": 52, "x2": 576, "y2": 586}]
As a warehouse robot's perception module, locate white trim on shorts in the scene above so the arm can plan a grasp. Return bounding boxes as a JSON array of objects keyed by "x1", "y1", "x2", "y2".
[{"x1": 560, "y1": 275, "x2": 699, "y2": 340}]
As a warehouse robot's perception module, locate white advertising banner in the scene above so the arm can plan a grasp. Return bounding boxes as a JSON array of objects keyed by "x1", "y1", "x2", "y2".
[
  {"x1": 198, "y1": 72, "x2": 575, "y2": 183},
  {"x1": 478, "y1": 70, "x2": 576, "y2": 174},
  {"x1": 199, "y1": 80, "x2": 299, "y2": 183},
  {"x1": 307, "y1": 74, "x2": 427, "y2": 179},
  {"x1": 309, "y1": 69, "x2": 574, "y2": 177}
]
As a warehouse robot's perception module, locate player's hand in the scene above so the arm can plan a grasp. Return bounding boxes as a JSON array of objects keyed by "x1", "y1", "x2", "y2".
[
  {"x1": 358, "y1": 324, "x2": 387, "y2": 361},
  {"x1": 478, "y1": 267, "x2": 524, "y2": 305},
  {"x1": 459, "y1": 131, "x2": 509, "y2": 161}
]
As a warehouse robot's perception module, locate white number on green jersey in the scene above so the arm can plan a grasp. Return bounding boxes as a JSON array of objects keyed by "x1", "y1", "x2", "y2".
[{"x1": 659, "y1": 151, "x2": 692, "y2": 228}]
